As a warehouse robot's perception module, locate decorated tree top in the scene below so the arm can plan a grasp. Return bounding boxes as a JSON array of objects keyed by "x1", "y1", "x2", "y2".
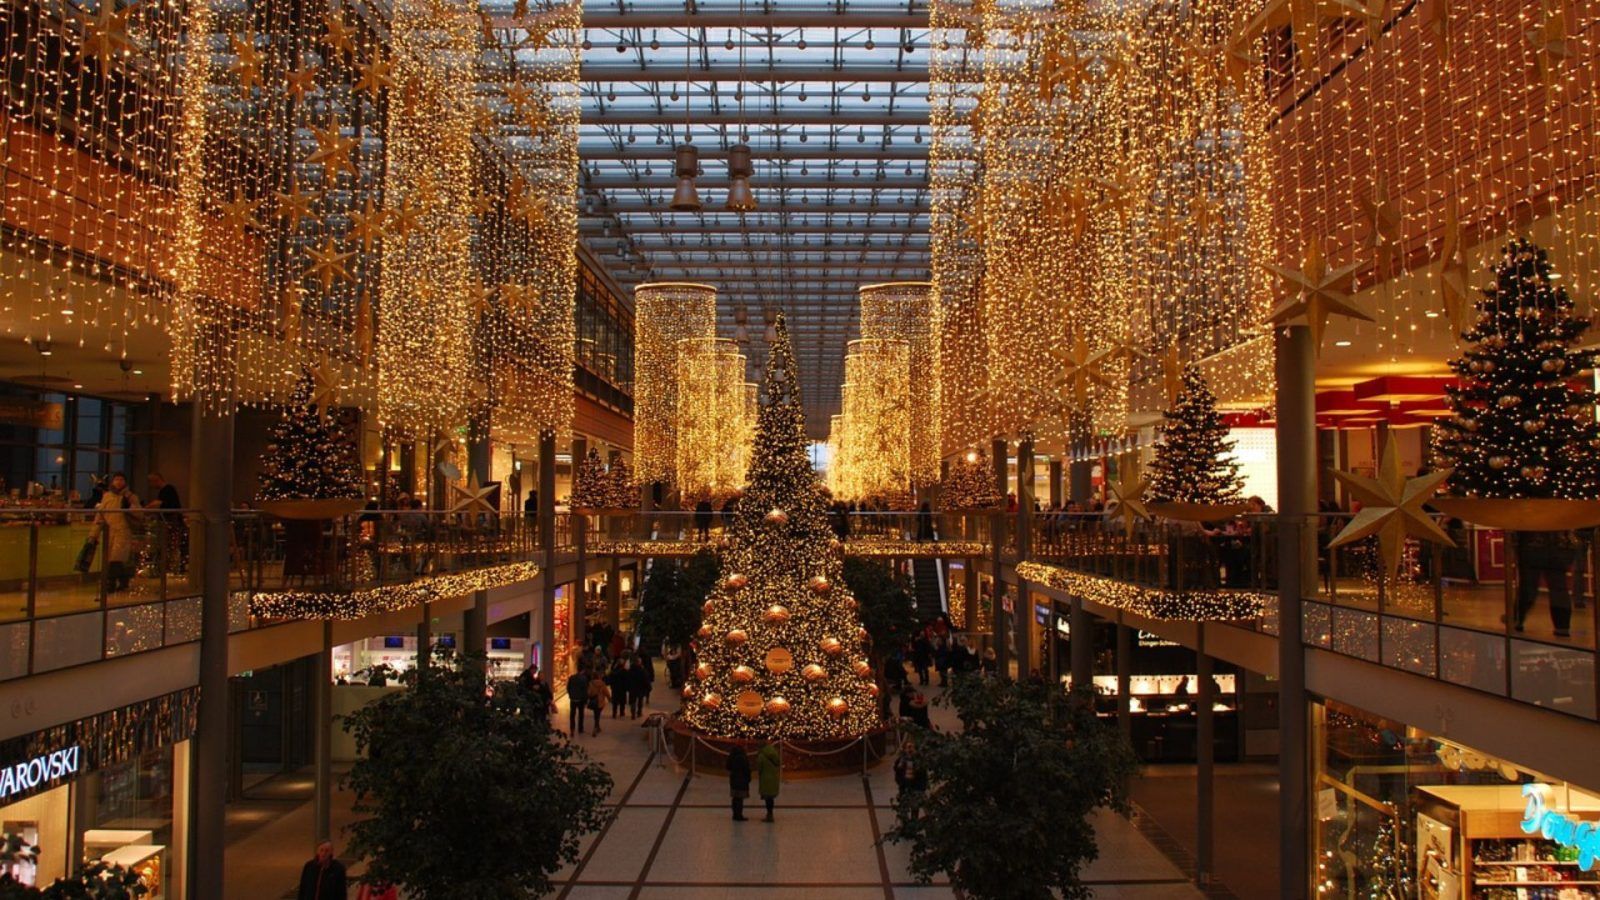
[
  {"x1": 604, "y1": 456, "x2": 638, "y2": 510},
  {"x1": 570, "y1": 447, "x2": 611, "y2": 510},
  {"x1": 679, "y1": 314, "x2": 881, "y2": 739},
  {"x1": 1147, "y1": 365, "x2": 1242, "y2": 505},
  {"x1": 258, "y1": 368, "x2": 363, "y2": 501},
  {"x1": 941, "y1": 450, "x2": 1002, "y2": 510},
  {"x1": 1433, "y1": 238, "x2": 1600, "y2": 499}
]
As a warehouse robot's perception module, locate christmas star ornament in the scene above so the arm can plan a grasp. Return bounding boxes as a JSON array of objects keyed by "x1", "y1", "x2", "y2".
[
  {"x1": 323, "y1": 9, "x2": 356, "y2": 54},
  {"x1": 1106, "y1": 467, "x2": 1151, "y2": 539},
  {"x1": 305, "y1": 122, "x2": 359, "y2": 178},
  {"x1": 1356, "y1": 175, "x2": 1402, "y2": 268},
  {"x1": 353, "y1": 55, "x2": 394, "y2": 97},
  {"x1": 1525, "y1": 5, "x2": 1572, "y2": 89},
  {"x1": 217, "y1": 191, "x2": 263, "y2": 236},
  {"x1": 281, "y1": 283, "x2": 305, "y2": 343},
  {"x1": 450, "y1": 475, "x2": 498, "y2": 514},
  {"x1": 386, "y1": 196, "x2": 425, "y2": 238},
  {"x1": 284, "y1": 64, "x2": 321, "y2": 103},
  {"x1": 1327, "y1": 435, "x2": 1453, "y2": 577},
  {"x1": 304, "y1": 236, "x2": 355, "y2": 292},
  {"x1": 347, "y1": 198, "x2": 388, "y2": 253},
  {"x1": 1262, "y1": 240, "x2": 1373, "y2": 352},
  {"x1": 228, "y1": 32, "x2": 264, "y2": 92},
  {"x1": 308, "y1": 355, "x2": 342, "y2": 417},
  {"x1": 1051, "y1": 335, "x2": 1112, "y2": 407},
  {"x1": 275, "y1": 185, "x2": 320, "y2": 232},
  {"x1": 78, "y1": 0, "x2": 138, "y2": 68},
  {"x1": 1438, "y1": 198, "x2": 1472, "y2": 335}
]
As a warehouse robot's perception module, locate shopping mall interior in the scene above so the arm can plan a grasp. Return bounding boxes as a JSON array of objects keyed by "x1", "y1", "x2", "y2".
[{"x1": 1, "y1": 0, "x2": 1598, "y2": 897}]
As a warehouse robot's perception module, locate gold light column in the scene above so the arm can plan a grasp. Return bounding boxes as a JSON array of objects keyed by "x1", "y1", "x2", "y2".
[
  {"x1": 634, "y1": 282, "x2": 719, "y2": 485},
  {"x1": 838, "y1": 338, "x2": 913, "y2": 506},
  {"x1": 859, "y1": 282, "x2": 941, "y2": 489},
  {"x1": 677, "y1": 336, "x2": 749, "y2": 502}
]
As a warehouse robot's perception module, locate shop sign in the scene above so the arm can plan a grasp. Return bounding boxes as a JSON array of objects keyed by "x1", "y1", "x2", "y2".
[
  {"x1": 1034, "y1": 603, "x2": 1050, "y2": 625},
  {"x1": 0, "y1": 399, "x2": 64, "y2": 430},
  {"x1": 1055, "y1": 617, "x2": 1070, "y2": 637},
  {"x1": 1522, "y1": 783, "x2": 1600, "y2": 870},
  {"x1": 0, "y1": 745, "x2": 80, "y2": 801}
]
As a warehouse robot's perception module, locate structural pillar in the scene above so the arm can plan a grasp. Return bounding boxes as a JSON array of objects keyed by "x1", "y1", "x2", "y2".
[
  {"x1": 989, "y1": 437, "x2": 1009, "y2": 673},
  {"x1": 1068, "y1": 442, "x2": 1092, "y2": 505},
  {"x1": 1116, "y1": 620, "x2": 1132, "y2": 742},
  {"x1": 538, "y1": 431, "x2": 558, "y2": 679},
  {"x1": 1196, "y1": 626, "x2": 1215, "y2": 886},
  {"x1": 1070, "y1": 596, "x2": 1092, "y2": 690},
  {"x1": 313, "y1": 620, "x2": 332, "y2": 842},
  {"x1": 607, "y1": 557, "x2": 622, "y2": 629},
  {"x1": 1275, "y1": 324, "x2": 1315, "y2": 898},
  {"x1": 572, "y1": 437, "x2": 589, "y2": 650},
  {"x1": 1013, "y1": 437, "x2": 1034, "y2": 677},
  {"x1": 416, "y1": 599, "x2": 431, "y2": 675},
  {"x1": 464, "y1": 430, "x2": 492, "y2": 665},
  {"x1": 188, "y1": 404, "x2": 233, "y2": 898},
  {"x1": 1048, "y1": 459, "x2": 1063, "y2": 509}
]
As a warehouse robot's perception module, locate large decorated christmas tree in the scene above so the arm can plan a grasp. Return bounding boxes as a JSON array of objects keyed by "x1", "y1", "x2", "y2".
[
  {"x1": 680, "y1": 314, "x2": 882, "y2": 739},
  {"x1": 1148, "y1": 365, "x2": 1243, "y2": 505},
  {"x1": 1433, "y1": 238, "x2": 1600, "y2": 499},
  {"x1": 940, "y1": 449, "x2": 1002, "y2": 510},
  {"x1": 258, "y1": 368, "x2": 363, "y2": 502}
]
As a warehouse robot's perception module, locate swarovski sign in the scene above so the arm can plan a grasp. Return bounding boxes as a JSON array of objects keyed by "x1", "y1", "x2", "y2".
[{"x1": 0, "y1": 746, "x2": 81, "y2": 801}]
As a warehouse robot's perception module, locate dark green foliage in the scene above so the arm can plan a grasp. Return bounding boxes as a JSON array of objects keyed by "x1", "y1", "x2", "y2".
[
  {"x1": 341, "y1": 650, "x2": 613, "y2": 899},
  {"x1": 842, "y1": 557, "x2": 920, "y2": 654},
  {"x1": 888, "y1": 677, "x2": 1139, "y2": 900},
  {"x1": 257, "y1": 368, "x2": 363, "y2": 501},
  {"x1": 633, "y1": 549, "x2": 719, "y2": 649},
  {"x1": 0, "y1": 840, "x2": 148, "y2": 900},
  {"x1": 1148, "y1": 365, "x2": 1242, "y2": 505},
  {"x1": 1433, "y1": 238, "x2": 1600, "y2": 499}
]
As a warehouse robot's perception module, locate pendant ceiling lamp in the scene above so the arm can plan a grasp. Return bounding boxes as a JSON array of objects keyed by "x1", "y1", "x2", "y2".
[
  {"x1": 725, "y1": 142, "x2": 757, "y2": 211},
  {"x1": 671, "y1": 143, "x2": 703, "y2": 210}
]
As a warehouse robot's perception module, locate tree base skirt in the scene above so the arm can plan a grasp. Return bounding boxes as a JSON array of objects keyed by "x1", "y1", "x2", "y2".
[
  {"x1": 1147, "y1": 501, "x2": 1250, "y2": 523},
  {"x1": 256, "y1": 498, "x2": 366, "y2": 519},
  {"x1": 666, "y1": 717, "x2": 895, "y2": 777},
  {"x1": 1428, "y1": 498, "x2": 1600, "y2": 531}
]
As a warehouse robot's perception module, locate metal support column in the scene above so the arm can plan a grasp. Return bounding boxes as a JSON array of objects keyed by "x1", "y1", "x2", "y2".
[
  {"x1": 1275, "y1": 324, "x2": 1315, "y2": 898},
  {"x1": 1070, "y1": 596, "x2": 1092, "y2": 690},
  {"x1": 1116, "y1": 620, "x2": 1132, "y2": 741},
  {"x1": 571, "y1": 437, "x2": 588, "y2": 650},
  {"x1": 990, "y1": 438, "x2": 1009, "y2": 673},
  {"x1": 539, "y1": 431, "x2": 558, "y2": 678},
  {"x1": 1196, "y1": 625, "x2": 1214, "y2": 886},
  {"x1": 1048, "y1": 459, "x2": 1063, "y2": 509},
  {"x1": 188, "y1": 405, "x2": 233, "y2": 898},
  {"x1": 416, "y1": 599, "x2": 431, "y2": 675},
  {"x1": 314, "y1": 620, "x2": 332, "y2": 842},
  {"x1": 1014, "y1": 438, "x2": 1034, "y2": 677},
  {"x1": 464, "y1": 430, "x2": 491, "y2": 665}
]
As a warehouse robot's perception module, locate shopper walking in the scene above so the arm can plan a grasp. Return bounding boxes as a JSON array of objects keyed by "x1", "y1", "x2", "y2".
[
  {"x1": 893, "y1": 739, "x2": 928, "y2": 799},
  {"x1": 1515, "y1": 530, "x2": 1579, "y2": 638},
  {"x1": 587, "y1": 669, "x2": 610, "y2": 735},
  {"x1": 296, "y1": 840, "x2": 347, "y2": 900},
  {"x1": 726, "y1": 746, "x2": 752, "y2": 821},
  {"x1": 95, "y1": 472, "x2": 141, "y2": 593},
  {"x1": 628, "y1": 657, "x2": 651, "y2": 717},
  {"x1": 565, "y1": 668, "x2": 590, "y2": 735},
  {"x1": 756, "y1": 741, "x2": 782, "y2": 821},
  {"x1": 694, "y1": 498, "x2": 714, "y2": 540},
  {"x1": 606, "y1": 660, "x2": 629, "y2": 718},
  {"x1": 911, "y1": 633, "x2": 932, "y2": 686}
]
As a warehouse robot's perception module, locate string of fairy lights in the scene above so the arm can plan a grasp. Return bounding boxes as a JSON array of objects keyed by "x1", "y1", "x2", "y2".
[
  {"x1": 857, "y1": 282, "x2": 941, "y2": 489},
  {"x1": 633, "y1": 282, "x2": 719, "y2": 486},
  {"x1": 825, "y1": 338, "x2": 913, "y2": 506},
  {"x1": 676, "y1": 336, "x2": 751, "y2": 503},
  {"x1": 7, "y1": 0, "x2": 579, "y2": 449}
]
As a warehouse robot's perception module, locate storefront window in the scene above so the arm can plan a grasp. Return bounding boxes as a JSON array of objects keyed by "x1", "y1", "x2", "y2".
[{"x1": 1312, "y1": 699, "x2": 1600, "y2": 898}]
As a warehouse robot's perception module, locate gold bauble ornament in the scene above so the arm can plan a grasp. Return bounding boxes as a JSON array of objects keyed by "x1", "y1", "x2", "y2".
[
  {"x1": 808, "y1": 575, "x2": 831, "y2": 594},
  {"x1": 820, "y1": 637, "x2": 844, "y2": 656},
  {"x1": 764, "y1": 604, "x2": 791, "y2": 623},
  {"x1": 827, "y1": 697, "x2": 849, "y2": 718},
  {"x1": 841, "y1": 597, "x2": 859, "y2": 612},
  {"x1": 695, "y1": 662, "x2": 712, "y2": 680},
  {"x1": 866, "y1": 682, "x2": 881, "y2": 698},
  {"x1": 696, "y1": 624, "x2": 713, "y2": 640},
  {"x1": 731, "y1": 665, "x2": 756, "y2": 684},
  {"x1": 735, "y1": 690, "x2": 764, "y2": 718},
  {"x1": 857, "y1": 627, "x2": 871, "y2": 643},
  {"x1": 699, "y1": 692, "x2": 722, "y2": 710},
  {"x1": 764, "y1": 647, "x2": 794, "y2": 674},
  {"x1": 725, "y1": 629, "x2": 749, "y2": 646},
  {"x1": 802, "y1": 663, "x2": 828, "y2": 682},
  {"x1": 682, "y1": 683, "x2": 695, "y2": 699},
  {"x1": 764, "y1": 508, "x2": 789, "y2": 526},
  {"x1": 724, "y1": 573, "x2": 748, "y2": 590},
  {"x1": 852, "y1": 659, "x2": 873, "y2": 678},
  {"x1": 765, "y1": 696, "x2": 791, "y2": 716},
  {"x1": 702, "y1": 599, "x2": 715, "y2": 616}
]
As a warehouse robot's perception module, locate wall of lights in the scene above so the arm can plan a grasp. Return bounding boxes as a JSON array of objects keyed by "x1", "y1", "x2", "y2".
[
  {"x1": 676, "y1": 336, "x2": 750, "y2": 502},
  {"x1": 633, "y1": 282, "x2": 718, "y2": 486},
  {"x1": 827, "y1": 338, "x2": 912, "y2": 506},
  {"x1": 858, "y1": 282, "x2": 941, "y2": 488}
]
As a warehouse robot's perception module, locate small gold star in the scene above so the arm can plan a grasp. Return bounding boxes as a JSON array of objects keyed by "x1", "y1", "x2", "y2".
[
  {"x1": 1327, "y1": 434, "x2": 1453, "y2": 578},
  {"x1": 77, "y1": 0, "x2": 138, "y2": 69},
  {"x1": 1037, "y1": 38, "x2": 1084, "y2": 103},
  {"x1": 386, "y1": 196, "x2": 424, "y2": 238},
  {"x1": 1049, "y1": 334, "x2": 1112, "y2": 407},
  {"x1": 353, "y1": 55, "x2": 393, "y2": 97},
  {"x1": 305, "y1": 122, "x2": 359, "y2": 177},
  {"x1": 281, "y1": 283, "x2": 305, "y2": 343},
  {"x1": 323, "y1": 9, "x2": 356, "y2": 54},
  {"x1": 346, "y1": 198, "x2": 388, "y2": 253},
  {"x1": 450, "y1": 476, "x2": 499, "y2": 514},
  {"x1": 1106, "y1": 466, "x2": 1151, "y2": 539},
  {"x1": 285, "y1": 64, "x2": 320, "y2": 103},
  {"x1": 308, "y1": 355, "x2": 342, "y2": 417},
  {"x1": 274, "y1": 185, "x2": 320, "y2": 232},
  {"x1": 228, "y1": 32, "x2": 264, "y2": 92},
  {"x1": 304, "y1": 236, "x2": 355, "y2": 292},
  {"x1": 1356, "y1": 174, "x2": 1402, "y2": 268},
  {"x1": 1262, "y1": 240, "x2": 1373, "y2": 353},
  {"x1": 1437, "y1": 197, "x2": 1471, "y2": 335},
  {"x1": 217, "y1": 191, "x2": 263, "y2": 236}
]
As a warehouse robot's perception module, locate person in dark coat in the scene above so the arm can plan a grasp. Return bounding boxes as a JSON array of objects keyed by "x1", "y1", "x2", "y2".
[
  {"x1": 694, "y1": 499, "x2": 714, "y2": 540},
  {"x1": 628, "y1": 658, "x2": 652, "y2": 718},
  {"x1": 915, "y1": 501, "x2": 936, "y2": 541},
  {"x1": 894, "y1": 740, "x2": 929, "y2": 798},
  {"x1": 606, "y1": 660, "x2": 630, "y2": 718},
  {"x1": 566, "y1": 668, "x2": 590, "y2": 735},
  {"x1": 726, "y1": 746, "x2": 752, "y2": 821},
  {"x1": 911, "y1": 634, "x2": 933, "y2": 686},
  {"x1": 296, "y1": 841, "x2": 346, "y2": 900}
]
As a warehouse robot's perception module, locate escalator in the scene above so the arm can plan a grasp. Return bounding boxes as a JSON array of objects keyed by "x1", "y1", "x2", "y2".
[{"x1": 911, "y1": 557, "x2": 945, "y2": 614}]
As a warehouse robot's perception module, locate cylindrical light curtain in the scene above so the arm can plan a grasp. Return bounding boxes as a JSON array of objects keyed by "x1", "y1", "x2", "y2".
[
  {"x1": 836, "y1": 338, "x2": 912, "y2": 506},
  {"x1": 676, "y1": 337, "x2": 748, "y2": 502},
  {"x1": 375, "y1": 0, "x2": 477, "y2": 437},
  {"x1": 634, "y1": 282, "x2": 718, "y2": 485},
  {"x1": 859, "y1": 282, "x2": 940, "y2": 488}
]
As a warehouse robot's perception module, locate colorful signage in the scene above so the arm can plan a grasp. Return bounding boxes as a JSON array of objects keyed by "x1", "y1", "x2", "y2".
[
  {"x1": 1522, "y1": 783, "x2": 1600, "y2": 870},
  {"x1": 0, "y1": 745, "x2": 80, "y2": 801}
]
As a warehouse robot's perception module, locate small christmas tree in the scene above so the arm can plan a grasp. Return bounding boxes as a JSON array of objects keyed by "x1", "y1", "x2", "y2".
[
  {"x1": 258, "y1": 369, "x2": 363, "y2": 501},
  {"x1": 1433, "y1": 238, "x2": 1600, "y2": 499},
  {"x1": 1366, "y1": 814, "x2": 1413, "y2": 900},
  {"x1": 680, "y1": 314, "x2": 881, "y2": 739},
  {"x1": 604, "y1": 457, "x2": 638, "y2": 510},
  {"x1": 570, "y1": 447, "x2": 611, "y2": 510},
  {"x1": 941, "y1": 450, "x2": 1002, "y2": 510},
  {"x1": 1148, "y1": 365, "x2": 1242, "y2": 505}
]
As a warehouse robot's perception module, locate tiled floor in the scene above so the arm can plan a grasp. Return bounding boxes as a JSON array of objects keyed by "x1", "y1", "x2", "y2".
[{"x1": 225, "y1": 678, "x2": 1209, "y2": 899}]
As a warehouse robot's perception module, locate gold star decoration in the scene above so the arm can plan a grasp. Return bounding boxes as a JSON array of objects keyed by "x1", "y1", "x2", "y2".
[
  {"x1": 228, "y1": 32, "x2": 264, "y2": 93},
  {"x1": 347, "y1": 198, "x2": 389, "y2": 253},
  {"x1": 1327, "y1": 434, "x2": 1453, "y2": 578},
  {"x1": 1525, "y1": 5, "x2": 1572, "y2": 89},
  {"x1": 305, "y1": 122, "x2": 359, "y2": 178},
  {"x1": 323, "y1": 9, "x2": 356, "y2": 54},
  {"x1": 1186, "y1": 189, "x2": 1224, "y2": 234},
  {"x1": 304, "y1": 236, "x2": 355, "y2": 292},
  {"x1": 1262, "y1": 239, "x2": 1373, "y2": 352},
  {"x1": 472, "y1": 283, "x2": 496, "y2": 316},
  {"x1": 1037, "y1": 39, "x2": 1084, "y2": 103},
  {"x1": 1050, "y1": 334, "x2": 1112, "y2": 407},
  {"x1": 959, "y1": 203, "x2": 986, "y2": 245},
  {"x1": 386, "y1": 196, "x2": 424, "y2": 238},
  {"x1": 217, "y1": 191, "x2": 263, "y2": 236},
  {"x1": 308, "y1": 355, "x2": 342, "y2": 417},
  {"x1": 275, "y1": 185, "x2": 320, "y2": 232},
  {"x1": 77, "y1": 0, "x2": 138, "y2": 69},
  {"x1": 1092, "y1": 173, "x2": 1137, "y2": 223},
  {"x1": 354, "y1": 55, "x2": 393, "y2": 98},
  {"x1": 500, "y1": 282, "x2": 525, "y2": 313},
  {"x1": 285, "y1": 63, "x2": 320, "y2": 103},
  {"x1": 450, "y1": 476, "x2": 499, "y2": 514},
  {"x1": 1356, "y1": 174, "x2": 1402, "y2": 269},
  {"x1": 1106, "y1": 465, "x2": 1151, "y2": 539},
  {"x1": 1437, "y1": 197, "x2": 1472, "y2": 335}
]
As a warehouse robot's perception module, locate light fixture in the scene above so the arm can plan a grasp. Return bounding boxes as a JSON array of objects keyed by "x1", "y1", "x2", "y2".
[
  {"x1": 671, "y1": 144, "x2": 703, "y2": 210},
  {"x1": 32, "y1": 339, "x2": 52, "y2": 357},
  {"x1": 725, "y1": 143, "x2": 757, "y2": 211}
]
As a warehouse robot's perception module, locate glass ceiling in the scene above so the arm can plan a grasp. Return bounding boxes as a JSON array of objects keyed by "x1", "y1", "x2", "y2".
[{"x1": 559, "y1": 0, "x2": 934, "y2": 429}]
